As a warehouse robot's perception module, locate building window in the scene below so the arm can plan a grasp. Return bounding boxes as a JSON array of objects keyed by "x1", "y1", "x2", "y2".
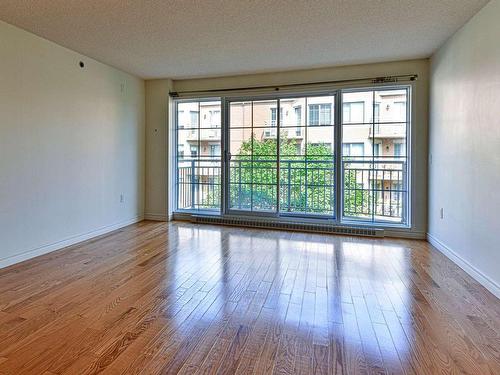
[
  {"x1": 270, "y1": 108, "x2": 277, "y2": 127},
  {"x1": 209, "y1": 144, "x2": 220, "y2": 157},
  {"x1": 309, "y1": 105, "x2": 319, "y2": 125},
  {"x1": 374, "y1": 103, "x2": 380, "y2": 122},
  {"x1": 178, "y1": 110, "x2": 185, "y2": 128},
  {"x1": 294, "y1": 106, "x2": 302, "y2": 136},
  {"x1": 294, "y1": 106, "x2": 302, "y2": 126},
  {"x1": 373, "y1": 143, "x2": 380, "y2": 156},
  {"x1": 308, "y1": 104, "x2": 331, "y2": 125},
  {"x1": 190, "y1": 145, "x2": 198, "y2": 157},
  {"x1": 189, "y1": 110, "x2": 199, "y2": 127},
  {"x1": 342, "y1": 143, "x2": 365, "y2": 156},
  {"x1": 343, "y1": 101, "x2": 364, "y2": 123},
  {"x1": 209, "y1": 110, "x2": 220, "y2": 127},
  {"x1": 393, "y1": 101, "x2": 406, "y2": 121},
  {"x1": 394, "y1": 142, "x2": 405, "y2": 156},
  {"x1": 270, "y1": 107, "x2": 283, "y2": 127}
]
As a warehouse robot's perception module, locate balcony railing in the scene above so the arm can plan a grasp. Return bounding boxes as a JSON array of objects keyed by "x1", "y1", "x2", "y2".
[
  {"x1": 343, "y1": 158, "x2": 407, "y2": 222},
  {"x1": 177, "y1": 157, "x2": 407, "y2": 222},
  {"x1": 177, "y1": 159, "x2": 222, "y2": 211}
]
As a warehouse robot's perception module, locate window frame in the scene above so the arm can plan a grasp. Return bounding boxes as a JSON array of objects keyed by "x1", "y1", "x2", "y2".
[
  {"x1": 174, "y1": 98, "x2": 222, "y2": 213},
  {"x1": 340, "y1": 86, "x2": 411, "y2": 227},
  {"x1": 172, "y1": 84, "x2": 412, "y2": 229}
]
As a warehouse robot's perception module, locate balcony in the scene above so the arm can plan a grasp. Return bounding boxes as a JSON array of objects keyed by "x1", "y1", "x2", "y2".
[
  {"x1": 372, "y1": 123, "x2": 406, "y2": 139},
  {"x1": 177, "y1": 157, "x2": 407, "y2": 223},
  {"x1": 185, "y1": 129, "x2": 221, "y2": 142},
  {"x1": 262, "y1": 128, "x2": 276, "y2": 138}
]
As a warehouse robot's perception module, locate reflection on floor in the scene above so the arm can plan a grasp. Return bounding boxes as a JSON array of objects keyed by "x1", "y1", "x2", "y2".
[{"x1": 0, "y1": 221, "x2": 499, "y2": 374}]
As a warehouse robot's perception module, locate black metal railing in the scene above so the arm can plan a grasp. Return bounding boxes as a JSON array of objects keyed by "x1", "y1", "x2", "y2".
[
  {"x1": 177, "y1": 159, "x2": 221, "y2": 211},
  {"x1": 228, "y1": 158, "x2": 335, "y2": 214},
  {"x1": 177, "y1": 157, "x2": 406, "y2": 222},
  {"x1": 343, "y1": 158, "x2": 407, "y2": 222}
]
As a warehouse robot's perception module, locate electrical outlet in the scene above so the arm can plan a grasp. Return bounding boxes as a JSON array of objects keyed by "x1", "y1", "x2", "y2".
[
  {"x1": 440, "y1": 207, "x2": 444, "y2": 219},
  {"x1": 120, "y1": 194, "x2": 124, "y2": 203}
]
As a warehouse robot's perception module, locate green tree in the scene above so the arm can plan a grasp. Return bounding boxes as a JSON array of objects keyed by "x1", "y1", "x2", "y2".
[{"x1": 227, "y1": 132, "x2": 367, "y2": 215}]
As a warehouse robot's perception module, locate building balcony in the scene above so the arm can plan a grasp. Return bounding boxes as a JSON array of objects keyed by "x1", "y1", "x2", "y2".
[
  {"x1": 262, "y1": 128, "x2": 305, "y2": 139},
  {"x1": 186, "y1": 129, "x2": 221, "y2": 142},
  {"x1": 372, "y1": 123, "x2": 406, "y2": 139}
]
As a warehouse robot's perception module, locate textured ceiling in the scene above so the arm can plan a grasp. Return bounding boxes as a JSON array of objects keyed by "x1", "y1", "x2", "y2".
[{"x1": 0, "y1": 0, "x2": 490, "y2": 79}]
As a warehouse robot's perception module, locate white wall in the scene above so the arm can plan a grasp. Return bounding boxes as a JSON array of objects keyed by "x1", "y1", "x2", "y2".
[
  {"x1": 145, "y1": 79, "x2": 173, "y2": 221},
  {"x1": 429, "y1": 0, "x2": 500, "y2": 297},
  {"x1": 0, "y1": 21, "x2": 145, "y2": 267}
]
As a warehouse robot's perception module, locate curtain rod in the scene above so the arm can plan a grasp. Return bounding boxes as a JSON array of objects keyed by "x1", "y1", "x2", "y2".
[{"x1": 169, "y1": 74, "x2": 418, "y2": 97}]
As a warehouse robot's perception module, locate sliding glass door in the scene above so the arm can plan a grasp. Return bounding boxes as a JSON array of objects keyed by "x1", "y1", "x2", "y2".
[
  {"x1": 278, "y1": 96, "x2": 335, "y2": 216},
  {"x1": 174, "y1": 86, "x2": 410, "y2": 226},
  {"x1": 226, "y1": 95, "x2": 336, "y2": 218},
  {"x1": 227, "y1": 100, "x2": 279, "y2": 213}
]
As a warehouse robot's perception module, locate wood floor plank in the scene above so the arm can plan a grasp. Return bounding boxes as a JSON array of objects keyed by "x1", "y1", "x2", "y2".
[{"x1": 0, "y1": 221, "x2": 498, "y2": 375}]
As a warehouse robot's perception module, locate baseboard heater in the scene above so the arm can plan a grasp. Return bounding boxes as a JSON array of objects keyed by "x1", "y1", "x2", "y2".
[{"x1": 188, "y1": 215, "x2": 384, "y2": 238}]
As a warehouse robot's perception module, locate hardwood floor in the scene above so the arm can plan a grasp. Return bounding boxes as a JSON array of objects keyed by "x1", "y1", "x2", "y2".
[{"x1": 0, "y1": 221, "x2": 499, "y2": 375}]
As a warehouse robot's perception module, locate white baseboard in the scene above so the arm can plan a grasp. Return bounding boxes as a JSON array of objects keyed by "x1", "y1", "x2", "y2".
[
  {"x1": 427, "y1": 233, "x2": 500, "y2": 299},
  {"x1": 144, "y1": 213, "x2": 168, "y2": 221},
  {"x1": 0, "y1": 215, "x2": 143, "y2": 270}
]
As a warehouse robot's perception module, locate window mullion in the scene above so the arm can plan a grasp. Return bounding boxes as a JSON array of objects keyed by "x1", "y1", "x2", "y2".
[
  {"x1": 276, "y1": 98, "x2": 280, "y2": 215},
  {"x1": 335, "y1": 92, "x2": 342, "y2": 222}
]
